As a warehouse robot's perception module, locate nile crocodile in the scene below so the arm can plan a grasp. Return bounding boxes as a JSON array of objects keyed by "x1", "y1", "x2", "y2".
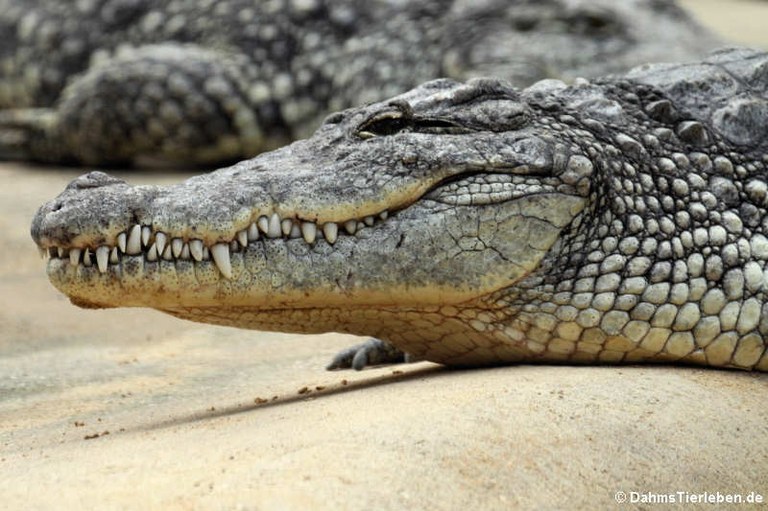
[
  {"x1": 31, "y1": 48, "x2": 768, "y2": 371},
  {"x1": 0, "y1": 0, "x2": 720, "y2": 166}
]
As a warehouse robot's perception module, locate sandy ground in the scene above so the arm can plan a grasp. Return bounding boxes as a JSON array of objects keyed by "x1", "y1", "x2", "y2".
[{"x1": 2, "y1": 2, "x2": 768, "y2": 510}]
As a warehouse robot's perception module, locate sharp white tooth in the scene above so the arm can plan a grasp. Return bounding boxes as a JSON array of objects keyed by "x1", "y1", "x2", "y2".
[
  {"x1": 69, "y1": 248, "x2": 81, "y2": 266},
  {"x1": 247, "y1": 222, "x2": 259, "y2": 241},
  {"x1": 301, "y1": 222, "x2": 317, "y2": 243},
  {"x1": 146, "y1": 243, "x2": 158, "y2": 262},
  {"x1": 96, "y1": 246, "x2": 109, "y2": 273},
  {"x1": 202, "y1": 246, "x2": 210, "y2": 260},
  {"x1": 180, "y1": 244, "x2": 190, "y2": 260},
  {"x1": 83, "y1": 248, "x2": 93, "y2": 267},
  {"x1": 141, "y1": 226, "x2": 151, "y2": 247},
  {"x1": 57, "y1": 247, "x2": 64, "y2": 258},
  {"x1": 322, "y1": 222, "x2": 338, "y2": 244},
  {"x1": 379, "y1": 210, "x2": 389, "y2": 221},
  {"x1": 281, "y1": 219, "x2": 294, "y2": 236},
  {"x1": 171, "y1": 237, "x2": 183, "y2": 258},
  {"x1": 210, "y1": 243, "x2": 232, "y2": 279},
  {"x1": 268, "y1": 213, "x2": 282, "y2": 238},
  {"x1": 237, "y1": 229, "x2": 248, "y2": 248},
  {"x1": 189, "y1": 239, "x2": 204, "y2": 261},
  {"x1": 257, "y1": 215, "x2": 270, "y2": 234},
  {"x1": 357, "y1": 221, "x2": 365, "y2": 230},
  {"x1": 290, "y1": 224, "x2": 301, "y2": 238},
  {"x1": 38, "y1": 246, "x2": 46, "y2": 259},
  {"x1": 162, "y1": 243, "x2": 173, "y2": 261},
  {"x1": 155, "y1": 232, "x2": 167, "y2": 255},
  {"x1": 343, "y1": 220, "x2": 357, "y2": 235},
  {"x1": 116, "y1": 232, "x2": 127, "y2": 253},
  {"x1": 364, "y1": 216, "x2": 375, "y2": 226},
  {"x1": 109, "y1": 247, "x2": 119, "y2": 264},
  {"x1": 126, "y1": 225, "x2": 142, "y2": 255}
]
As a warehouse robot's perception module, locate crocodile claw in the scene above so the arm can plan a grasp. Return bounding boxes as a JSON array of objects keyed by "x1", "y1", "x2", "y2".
[{"x1": 326, "y1": 338, "x2": 412, "y2": 371}]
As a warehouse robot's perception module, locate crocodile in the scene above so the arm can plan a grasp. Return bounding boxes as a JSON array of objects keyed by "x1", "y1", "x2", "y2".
[
  {"x1": 0, "y1": 0, "x2": 721, "y2": 167},
  {"x1": 31, "y1": 48, "x2": 768, "y2": 371}
]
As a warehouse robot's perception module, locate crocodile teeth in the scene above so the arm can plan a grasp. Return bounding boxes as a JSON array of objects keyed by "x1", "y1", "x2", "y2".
[
  {"x1": 69, "y1": 248, "x2": 81, "y2": 266},
  {"x1": 281, "y1": 219, "x2": 293, "y2": 236},
  {"x1": 146, "y1": 243, "x2": 158, "y2": 262},
  {"x1": 83, "y1": 248, "x2": 93, "y2": 267},
  {"x1": 44, "y1": 208, "x2": 395, "y2": 272},
  {"x1": 189, "y1": 239, "x2": 204, "y2": 261},
  {"x1": 38, "y1": 246, "x2": 46, "y2": 259},
  {"x1": 237, "y1": 229, "x2": 248, "y2": 248},
  {"x1": 155, "y1": 232, "x2": 167, "y2": 255},
  {"x1": 210, "y1": 243, "x2": 232, "y2": 279},
  {"x1": 126, "y1": 225, "x2": 142, "y2": 255},
  {"x1": 171, "y1": 237, "x2": 183, "y2": 258},
  {"x1": 247, "y1": 222, "x2": 259, "y2": 241},
  {"x1": 257, "y1": 215, "x2": 269, "y2": 234},
  {"x1": 301, "y1": 222, "x2": 317, "y2": 243},
  {"x1": 322, "y1": 222, "x2": 338, "y2": 244},
  {"x1": 161, "y1": 243, "x2": 173, "y2": 261},
  {"x1": 267, "y1": 213, "x2": 281, "y2": 238},
  {"x1": 141, "y1": 226, "x2": 151, "y2": 247},
  {"x1": 96, "y1": 246, "x2": 109, "y2": 273},
  {"x1": 344, "y1": 220, "x2": 357, "y2": 235},
  {"x1": 116, "y1": 232, "x2": 127, "y2": 253}
]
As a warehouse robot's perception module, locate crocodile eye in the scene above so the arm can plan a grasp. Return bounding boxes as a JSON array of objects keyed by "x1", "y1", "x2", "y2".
[
  {"x1": 413, "y1": 118, "x2": 474, "y2": 135},
  {"x1": 357, "y1": 112, "x2": 410, "y2": 139}
]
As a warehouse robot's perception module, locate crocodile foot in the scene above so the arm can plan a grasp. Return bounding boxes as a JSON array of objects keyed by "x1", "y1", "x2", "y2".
[{"x1": 326, "y1": 338, "x2": 417, "y2": 371}]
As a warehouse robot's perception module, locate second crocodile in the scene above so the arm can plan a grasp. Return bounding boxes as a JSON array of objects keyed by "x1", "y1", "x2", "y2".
[{"x1": 1, "y1": 0, "x2": 720, "y2": 166}]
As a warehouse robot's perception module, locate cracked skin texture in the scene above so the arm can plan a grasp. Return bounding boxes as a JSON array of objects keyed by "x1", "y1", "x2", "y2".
[
  {"x1": 0, "y1": 0, "x2": 722, "y2": 166},
  {"x1": 32, "y1": 48, "x2": 768, "y2": 370}
]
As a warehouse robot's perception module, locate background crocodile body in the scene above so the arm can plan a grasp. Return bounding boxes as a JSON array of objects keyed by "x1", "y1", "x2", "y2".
[
  {"x1": 0, "y1": 0, "x2": 721, "y2": 166},
  {"x1": 31, "y1": 48, "x2": 768, "y2": 371}
]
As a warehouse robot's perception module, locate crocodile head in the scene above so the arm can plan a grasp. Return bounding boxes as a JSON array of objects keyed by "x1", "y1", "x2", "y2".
[{"x1": 31, "y1": 78, "x2": 597, "y2": 364}]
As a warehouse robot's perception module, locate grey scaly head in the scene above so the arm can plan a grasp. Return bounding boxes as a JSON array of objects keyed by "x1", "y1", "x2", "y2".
[{"x1": 32, "y1": 48, "x2": 768, "y2": 370}]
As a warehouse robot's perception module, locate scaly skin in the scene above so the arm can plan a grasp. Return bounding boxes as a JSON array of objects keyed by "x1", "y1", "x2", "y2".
[
  {"x1": 32, "y1": 48, "x2": 768, "y2": 370},
  {"x1": 0, "y1": 0, "x2": 720, "y2": 166}
]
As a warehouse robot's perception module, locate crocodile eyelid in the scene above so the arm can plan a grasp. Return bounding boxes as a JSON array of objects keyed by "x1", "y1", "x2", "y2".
[{"x1": 357, "y1": 110, "x2": 411, "y2": 138}]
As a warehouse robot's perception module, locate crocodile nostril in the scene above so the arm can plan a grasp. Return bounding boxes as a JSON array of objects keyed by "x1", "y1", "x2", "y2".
[{"x1": 50, "y1": 201, "x2": 63, "y2": 212}]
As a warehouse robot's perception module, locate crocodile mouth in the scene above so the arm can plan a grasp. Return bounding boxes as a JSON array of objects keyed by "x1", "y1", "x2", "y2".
[{"x1": 37, "y1": 165, "x2": 555, "y2": 281}]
